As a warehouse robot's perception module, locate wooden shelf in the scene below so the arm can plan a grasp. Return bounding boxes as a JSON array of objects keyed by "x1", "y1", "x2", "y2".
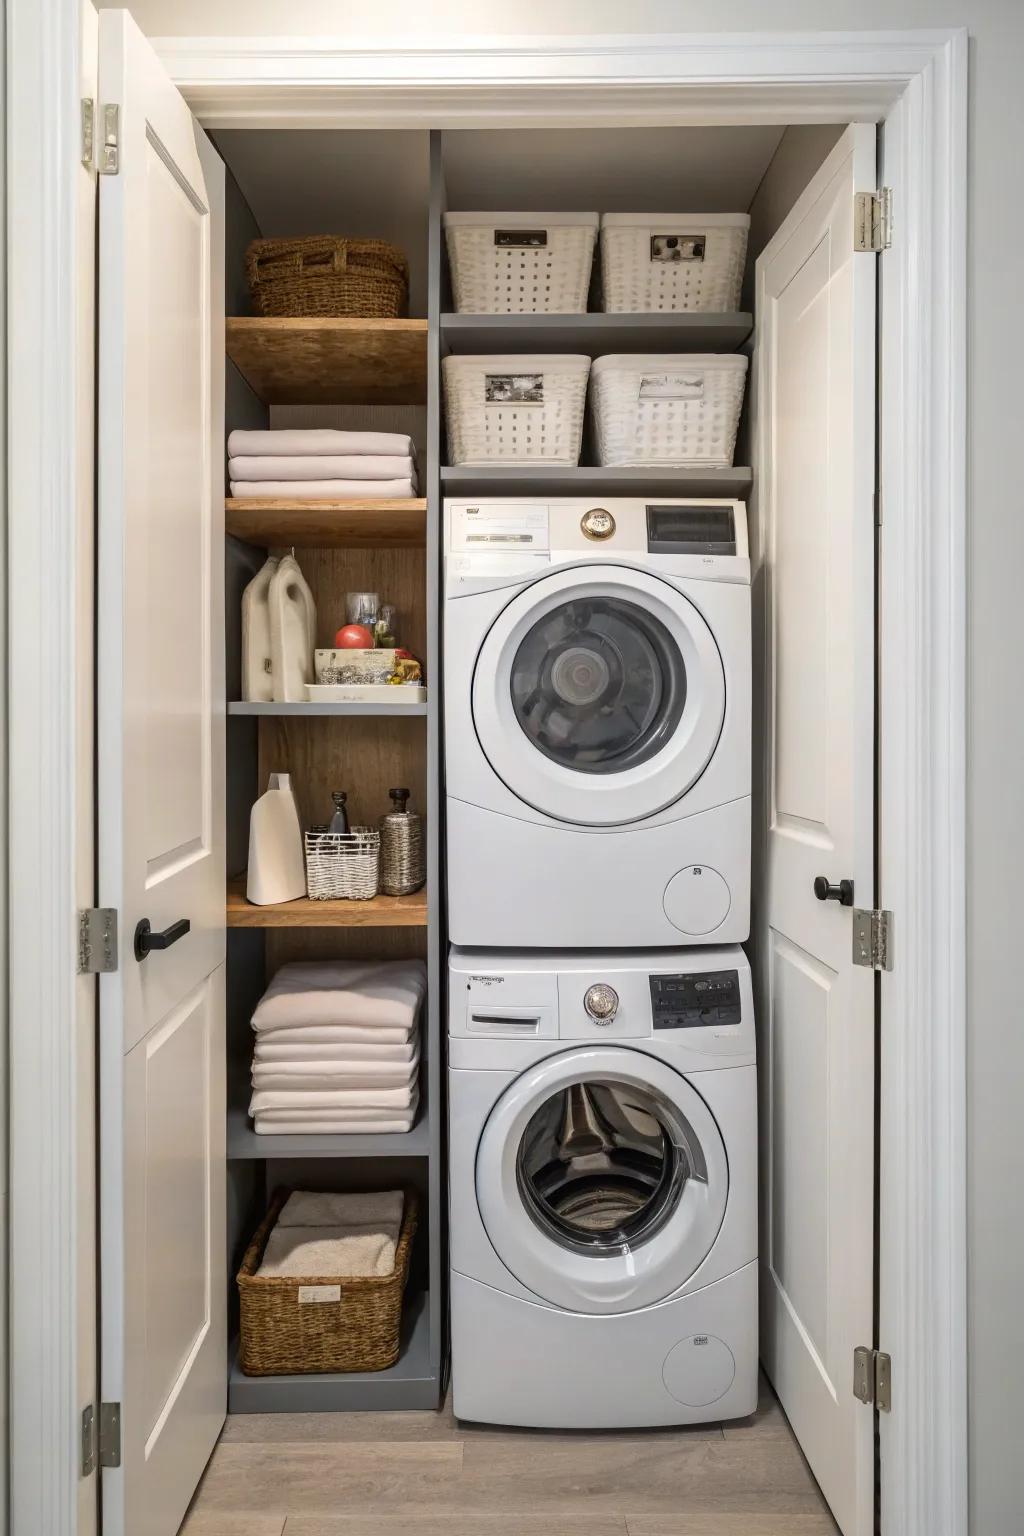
[
  {"x1": 226, "y1": 497, "x2": 427, "y2": 549},
  {"x1": 441, "y1": 464, "x2": 753, "y2": 498},
  {"x1": 441, "y1": 310, "x2": 753, "y2": 355},
  {"x1": 226, "y1": 317, "x2": 428, "y2": 405},
  {"x1": 228, "y1": 700, "x2": 427, "y2": 718},
  {"x1": 226, "y1": 877, "x2": 428, "y2": 929},
  {"x1": 228, "y1": 1292, "x2": 436, "y2": 1413}
]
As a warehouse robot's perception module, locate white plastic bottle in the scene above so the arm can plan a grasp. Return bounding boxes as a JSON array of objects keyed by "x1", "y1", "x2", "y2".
[
  {"x1": 269, "y1": 554, "x2": 317, "y2": 702},
  {"x1": 247, "y1": 772, "x2": 306, "y2": 904},
  {"x1": 241, "y1": 556, "x2": 279, "y2": 702}
]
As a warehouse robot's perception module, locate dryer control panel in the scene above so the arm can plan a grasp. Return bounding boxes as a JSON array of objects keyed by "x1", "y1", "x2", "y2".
[
  {"x1": 446, "y1": 498, "x2": 750, "y2": 584},
  {"x1": 650, "y1": 970, "x2": 742, "y2": 1029}
]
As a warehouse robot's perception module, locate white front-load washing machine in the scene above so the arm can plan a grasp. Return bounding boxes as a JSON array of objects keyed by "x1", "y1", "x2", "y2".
[
  {"x1": 444, "y1": 499, "x2": 751, "y2": 948},
  {"x1": 448, "y1": 944, "x2": 758, "y2": 1428}
]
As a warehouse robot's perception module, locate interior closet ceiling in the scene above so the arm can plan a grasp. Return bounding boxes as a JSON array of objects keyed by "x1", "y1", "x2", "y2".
[
  {"x1": 441, "y1": 127, "x2": 786, "y2": 212},
  {"x1": 214, "y1": 130, "x2": 431, "y2": 312}
]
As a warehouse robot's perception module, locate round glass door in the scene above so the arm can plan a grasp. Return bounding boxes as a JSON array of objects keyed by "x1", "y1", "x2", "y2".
[
  {"x1": 476, "y1": 1046, "x2": 729, "y2": 1314},
  {"x1": 516, "y1": 1078, "x2": 699, "y2": 1256},
  {"x1": 510, "y1": 597, "x2": 686, "y2": 775},
  {"x1": 472, "y1": 566, "x2": 727, "y2": 827}
]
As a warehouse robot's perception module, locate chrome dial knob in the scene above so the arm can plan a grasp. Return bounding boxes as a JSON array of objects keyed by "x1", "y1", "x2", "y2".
[
  {"x1": 581, "y1": 506, "x2": 616, "y2": 540},
  {"x1": 584, "y1": 983, "x2": 620, "y2": 1024}
]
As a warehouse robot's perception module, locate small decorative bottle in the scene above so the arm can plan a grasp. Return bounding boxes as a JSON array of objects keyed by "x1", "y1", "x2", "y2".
[
  {"x1": 329, "y1": 790, "x2": 350, "y2": 835},
  {"x1": 379, "y1": 787, "x2": 425, "y2": 896}
]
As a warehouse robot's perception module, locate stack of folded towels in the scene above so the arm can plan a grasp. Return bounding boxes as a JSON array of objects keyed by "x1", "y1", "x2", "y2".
[
  {"x1": 227, "y1": 428, "x2": 419, "y2": 499},
  {"x1": 256, "y1": 1189, "x2": 404, "y2": 1279},
  {"x1": 249, "y1": 958, "x2": 425, "y2": 1136}
]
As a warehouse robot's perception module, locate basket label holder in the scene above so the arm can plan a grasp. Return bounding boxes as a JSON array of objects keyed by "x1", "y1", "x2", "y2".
[
  {"x1": 494, "y1": 229, "x2": 548, "y2": 247},
  {"x1": 485, "y1": 373, "x2": 545, "y2": 405},
  {"x1": 638, "y1": 373, "x2": 706, "y2": 401},
  {"x1": 298, "y1": 1285, "x2": 342, "y2": 1305},
  {"x1": 650, "y1": 234, "x2": 707, "y2": 262}
]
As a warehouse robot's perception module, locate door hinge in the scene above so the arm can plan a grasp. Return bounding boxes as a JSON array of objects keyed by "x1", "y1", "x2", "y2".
[
  {"x1": 81, "y1": 1404, "x2": 96, "y2": 1477},
  {"x1": 853, "y1": 1347, "x2": 892, "y2": 1412},
  {"x1": 854, "y1": 188, "x2": 893, "y2": 252},
  {"x1": 99, "y1": 1402, "x2": 122, "y2": 1468},
  {"x1": 852, "y1": 907, "x2": 893, "y2": 971},
  {"x1": 99, "y1": 103, "x2": 120, "y2": 175},
  {"x1": 78, "y1": 908, "x2": 119, "y2": 974},
  {"x1": 81, "y1": 98, "x2": 95, "y2": 169}
]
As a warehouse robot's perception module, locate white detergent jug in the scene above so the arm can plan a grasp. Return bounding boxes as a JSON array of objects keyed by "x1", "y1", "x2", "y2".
[
  {"x1": 269, "y1": 554, "x2": 316, "y2": 702},
  {"x1": 247, "y1": 772, "x2": 306, "y2": 905},
  {"x1": 241, "y1": 556, "x2": 279, "y2": 702}
]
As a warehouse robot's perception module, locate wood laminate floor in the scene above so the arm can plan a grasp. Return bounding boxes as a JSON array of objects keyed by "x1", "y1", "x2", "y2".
[{"x1": 181, "y1": 1375, "x2": 839, "y2": 1535}]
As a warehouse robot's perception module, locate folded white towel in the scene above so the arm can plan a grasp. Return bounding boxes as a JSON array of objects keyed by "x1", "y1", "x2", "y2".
[
  {"x1": 252, "y1": 1045, "x2": 418, "y2": 1080},
  {"x1": 251, "y1": 1066, "x2": 419, "y2": 1092},
  {"x1": 252, "y1": 960, "x2": 426, "y2": 1034},
  {"x1": 230, "y1": 478, "x2": 418, "y2": 500},
  {"x1": 255, "y1": 1039, "x2": 417, "y2": 1063},
  {"x1": 254, "y1": 1116, "x2": 418, "y2": 1135},
  {"x1": 258, "y1": 1224, "x2": 398, "y2": 1279},
  {"x1": 228, "y1": 428, "x2": 416, "y2": 459},
  {"x1": 249, "y1": 1083, "x2": 418, "y2": 1114},
  {"x1": 256, "y1": 1096, "x2": 418, "y2": 1123},
  {"x1": 278, "y1": 1189, "x2": 403, "y2": 1228},
  {"x1": 229, "y1": 454, "x2": 416, "y2": 482},
  {"x1": 252, "y1": 1023, "x2": 416, "y2": 1046}
]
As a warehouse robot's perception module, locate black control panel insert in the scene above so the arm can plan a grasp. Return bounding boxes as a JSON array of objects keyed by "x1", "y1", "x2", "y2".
[
  {"x1": 646, "y1": 505, "x2": 737, "y2": 555},
  {"x1": 650, "y1": 970, "x2": 742, "y2": 1029}
]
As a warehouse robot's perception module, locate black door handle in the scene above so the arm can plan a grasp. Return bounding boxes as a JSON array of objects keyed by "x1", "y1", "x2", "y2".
[
  {"x1": 134, "y1": 917, "x2": 191, "y2": 962},
  {"x1": 813, "y1": 876, "x2": 855, "y2": 907}
]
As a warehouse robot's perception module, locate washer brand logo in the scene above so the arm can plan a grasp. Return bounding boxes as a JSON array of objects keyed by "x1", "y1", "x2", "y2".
[
  {"x1": 469, "y1": 975, "x2": 505, "y2": 986},
  {"x1": 694, "y1": 1336, "x2": 709, "y2": 1346}
]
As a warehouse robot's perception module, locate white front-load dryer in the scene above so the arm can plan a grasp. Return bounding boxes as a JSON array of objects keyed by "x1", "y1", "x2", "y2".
[
  {"x1": 444, "y1": 499, "x2": 751, "y2": 948},
  {"x1": 448, "y1": 945, "x2": 758, "y2": 1428}
]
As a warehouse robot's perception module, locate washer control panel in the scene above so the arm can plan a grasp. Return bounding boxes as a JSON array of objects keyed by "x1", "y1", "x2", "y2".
[{"x1": 650, "y1": 970, "x2": 741, "y2": 1029}]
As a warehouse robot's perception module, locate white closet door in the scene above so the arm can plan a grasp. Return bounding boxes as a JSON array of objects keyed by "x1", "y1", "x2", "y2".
[
  {"x1": 97, "y1": 11, "x2": 226, "y2": 1535},
  {"x1": 753, "y1": 124, "x2": 877, "y2": 1536}
]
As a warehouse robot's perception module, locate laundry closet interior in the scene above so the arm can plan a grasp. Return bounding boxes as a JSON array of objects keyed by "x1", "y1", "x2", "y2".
[{"x1": 110, "y1": 81, "x2": 877, "y2": 1533}]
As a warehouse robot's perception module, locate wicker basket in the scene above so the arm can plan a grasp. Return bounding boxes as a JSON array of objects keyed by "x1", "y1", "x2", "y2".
[
  {"x1": 599, "y1": 214, "x2": 749, "y2": 313},
  {"x1": 590, "y1": 353, "x2": 748, "y2": 468},
  {"x1": 245, "y1": 236, "x2": 409, "y2": 319},
  {"x1": 443, "y1": 353, "x2": 590, "y2": 466},
  {"x1": 237, "y1": 1187, "x2": 418, "y2": 1376},
  {"x1": 305, "y1": 828, "x2": 380, "y2": 900},
  {"x1": 444, "y1": 211, "x2": 598, "y2": 314}
]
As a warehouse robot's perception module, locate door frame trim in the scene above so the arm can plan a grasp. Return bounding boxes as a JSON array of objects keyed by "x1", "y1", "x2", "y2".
[{"x1": 6, "y1": 21, "x2": 967, "y2": 1536}]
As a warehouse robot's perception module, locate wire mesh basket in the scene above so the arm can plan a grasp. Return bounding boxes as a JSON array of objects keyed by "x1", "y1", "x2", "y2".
[{"x1": 304, "y1": 828, "x2": 380, "y2": 901}]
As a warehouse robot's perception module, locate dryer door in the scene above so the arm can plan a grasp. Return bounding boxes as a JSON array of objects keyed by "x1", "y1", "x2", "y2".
[
  {"x1": 476, "y1": 1046, "x2": 728, "y2": 1315},
  {"x1": 472, "y1": 565, "x2": 726, "y2": 826}
]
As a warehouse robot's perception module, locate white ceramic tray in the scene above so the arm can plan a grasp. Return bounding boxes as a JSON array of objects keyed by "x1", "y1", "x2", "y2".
[{"x1": 304, "y1": 683, "x2": 426, "y2": 705}]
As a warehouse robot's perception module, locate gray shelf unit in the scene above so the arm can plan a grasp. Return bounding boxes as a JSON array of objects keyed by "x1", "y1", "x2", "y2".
[
  {"x1": 220, "y1": 141, "x2": 446, "y2": 1415},
  {"x1": 440, "y1": 464, "x2": 753, "y2": 498},
  {"x1": 227, "y1": 700, "x2": 428, "y2": 717},
  {"x1": 441, "y1": 310, "x2": 753, "y2": 355}
]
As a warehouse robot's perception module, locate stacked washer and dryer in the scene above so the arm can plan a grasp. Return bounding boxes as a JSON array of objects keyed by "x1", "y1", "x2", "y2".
[{"x1": 443, "y1": 497, "x2": 757, "y2": 1427}]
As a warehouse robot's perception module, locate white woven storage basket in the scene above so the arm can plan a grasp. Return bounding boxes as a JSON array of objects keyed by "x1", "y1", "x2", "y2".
[
  {"x1": 590, "y1": 354, "x2": 749, "y2": 468},
  {"x1": 304, "y1": 828, "x2": 380, "y2": 901},
  {"x1": 443, "y1": 354, "x2": 590, "y2": 466},
  {"x1": 444, "y1": 212, "x2": 598, "y2": 314},
  {"x1": 599, "y1": 214, "x2": 749, "y2": 313}
]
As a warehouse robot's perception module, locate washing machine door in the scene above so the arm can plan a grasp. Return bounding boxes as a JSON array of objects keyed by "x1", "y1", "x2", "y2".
[
  {"x1": 472, "y1": 564, "x2": 726, "y2": 826},
  {"x1": 476, "y1": 1046, "x2": 729, "y2": 1315}
]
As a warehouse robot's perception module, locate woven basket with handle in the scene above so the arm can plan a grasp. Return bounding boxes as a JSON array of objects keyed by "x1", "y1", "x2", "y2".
[
  {"x1": 245, "y1": 236, "x2": 409, "y2": 319},
  {"x1": 238, "y1": 1186, "x2": 418, "y2": 1376}
]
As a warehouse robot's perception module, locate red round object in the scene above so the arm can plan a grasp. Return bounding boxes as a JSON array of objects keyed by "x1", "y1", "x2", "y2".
[{"x1": 334, "y1": 624, "x2": 374, "y2": 649}]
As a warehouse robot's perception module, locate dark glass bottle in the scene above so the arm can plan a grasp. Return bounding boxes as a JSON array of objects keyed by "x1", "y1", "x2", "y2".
[{"x1": 329, "y1": 790, "x2": 350, "y2": 835}]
